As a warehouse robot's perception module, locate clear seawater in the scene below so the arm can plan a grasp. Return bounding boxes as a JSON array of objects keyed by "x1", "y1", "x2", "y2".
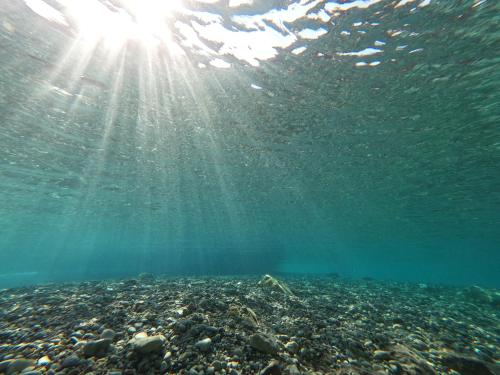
[{"x1": 0, "y1": 0, "x2": 498, "y2": 287}]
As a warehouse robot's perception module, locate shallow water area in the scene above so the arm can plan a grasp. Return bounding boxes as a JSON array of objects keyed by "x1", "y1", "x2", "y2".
[{"x1": 0, "y1": 0, "x2": 499, "y2": 373}]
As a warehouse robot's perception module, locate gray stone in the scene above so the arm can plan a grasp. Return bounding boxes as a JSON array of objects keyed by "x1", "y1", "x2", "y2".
[
  {"x1": 61, "y1": 355, "x2": 81, "y2": 368},
  {"x1": 373, "y1": 350, "x2": 392, "y2": 360},
  {"x1": 249, "y1": 333, "x2": 279, "y2": 354},
  {"x1": 129, "y1": 333, "x2": 165, "y2": 354},
  {"x1": 195, "y1": 338, "x2": 212, "y2": 352},
  {"x1": 83, "y1": 339, "x2": 112, "y2": 357},
  {"x1": 285, "y1": 341, "x2": 299, "y2": 353},
  {"x1": 260, "y1": 360, "x2": 281, "y2": 375},
  {"x1": 101, "y1": 329, "x2": 116, "y2": 340},
  {"x1": 286, "y1": 365, "x2": 301, "y2": 375},
  {"x1": 1, "y1": 359, "x2": 35, "y2": 375},
  {"x1": 440, "y1": 353, "x2": 498, "y2": 375}
]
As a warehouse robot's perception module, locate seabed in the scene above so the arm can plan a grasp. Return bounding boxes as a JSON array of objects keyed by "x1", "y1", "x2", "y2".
[{"x1": 0, "y1": 275, "x2": 499, "y2": 375}]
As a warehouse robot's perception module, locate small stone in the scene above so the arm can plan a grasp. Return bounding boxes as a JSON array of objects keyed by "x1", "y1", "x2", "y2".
[
  {"x1": 373, "y1": 350, "x2": 392, "y2": 360},
  {"x1": 260, "y1": 360, "x2": 281, "y2": 375},
  {"x1": 440, "y1": 353, "x2": 497, "y2": 375},
  {"x1": 83, "y1": 339, "x2": 112, "y2": 357},
  {"x1": 129, "y1": 333, "x2": 166, "y2": 354},
  {"x1": 101, "y1": 329, "x2": 116, "y2": 340},
  {"x1": 61, "y1": 355, "x2": 81, "y2": 368},
  {"x1": 285, "y1": 341, "x2": 299, "y2": 353},
  {"x1": 37, "y1": 356, "x2": 51, "y2": 366},
  {"x1": 212, "y1": 361, "x2": 223, "y2": 371},
  {"x1": 1, "y1": 359, "x2": 35, "y2": 375},
  {"x1": 249, "y1": 333, "x2": 280, "y2": 354},
  {"x1": 286, "y1": 364, "x2": 301, "y2": 375},
  {"x1": 195, "y1": 338, "x2": 212, "y2": 352}
]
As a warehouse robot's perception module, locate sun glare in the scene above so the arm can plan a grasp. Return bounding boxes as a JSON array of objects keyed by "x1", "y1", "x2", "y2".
[{"x1": 62, "y1": 0, "x2": 184, "y2": 48}]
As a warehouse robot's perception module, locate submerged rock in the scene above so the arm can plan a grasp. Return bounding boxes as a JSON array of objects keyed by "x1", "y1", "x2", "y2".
[
  {"x1": 260, "y1": 360, "x2": 281, "y2": 375},
  {"x1": 249, "y1": 332, "x2": 280, "y2": 354},
  {"x1": 101, "y1": 329, "x2": 116, "y2": 340},
  {"x1": 195, "y1": 338, "x2": 212, "y2": 352},
  {"x1": 61, "y1": 355, "x2": 81, "y2": 368},
  {"x1": 129, "y1": 333, "x2": 166, "y2": 354},
  {"x1": 0, "y1": 358, "x2": 35, "y2": 375},
  {"x1": 440, "y1": 353, "x2": 499, "y2": 375},
  {"x1": 258, "y1": 275, "x2": 293, "y2": 296},
  {"x1": 36, "y1": 356, "x2": 51, "y2": 366},
  {"x1": 463, "y1": 286, "x2": 492, "y2": 304},
  {"x1": 83, "y1": 338, "x2": 112, "y2": 357}
]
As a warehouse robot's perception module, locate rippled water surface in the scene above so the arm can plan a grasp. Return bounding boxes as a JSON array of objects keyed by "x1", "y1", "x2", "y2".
[{"x1": 0, "y1": 0, "x2": 499, "y2": 286}]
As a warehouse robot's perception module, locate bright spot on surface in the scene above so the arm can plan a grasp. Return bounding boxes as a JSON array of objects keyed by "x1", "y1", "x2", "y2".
[
  {"x1": 292, "y1": 46, "x2": 307, "y2": 55},
  {"x1": 209, "y1": 58, "x2": 231, "y2": 68},
  {"x1": 61, "y1": 0, "x2": 184, "y2": 47},
  {"x1": 298, "y1": 28, "x2": 327, "y2": 40},
  {"x1": 374, "y1": 40, "x2": 386, "y2": 46},
  {"x1": 24, "y1": 0, "x2": 68, "y2": 26},
  {"x1": 338, "y1": 48, "x2": 383, "y2": 57},
  {"x1": 418, "y1": 0, "x2": 431, "y2": 6},
  {"x1": 229, "y1": 0, "x2": 253, "y2": 7},
  {"x1": 198, "y1": 62, "x2": 207, "y2": 68},
  {"x1": 250, "y1": 84, "x2": 262, "y2": 90},
  {"x1": 369, "y1": 61, "x2": 381, "y2": 66},
  {"x1": 325, "y1": 0, "x2": 383, "y2": 12},
  {"x1": 355, "y1": 62, "x2": 368, "y2": 67},
  {"x1": 395, "y1": 0, "x2": 417, "y2": 7},
  {"x1": 308, "y1": 10, "x2": 331, "y2": 22}
]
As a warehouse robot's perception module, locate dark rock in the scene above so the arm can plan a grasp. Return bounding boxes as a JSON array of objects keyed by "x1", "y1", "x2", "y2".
[
  {"x1": 260, "y1": 360, "x2": 281, "y2": 375},
  {"x1": 0, "y1": 358, "x2": 35, "y2": 375},
  {"x1": 373, "y1": 350, "x2": 392, "y2": 360},
  {"x1": 83, "y1": 338, "x2": 112, "y2": 357},
  {"x1": 249, "y1": 332, "x2": 279, "y2": 354},
  {"x1": 441, "y1": 353, "x2": 498, "y2": 375},
  {"x1": 61, "y1": 355, "x2": 81, "y2": 368}
]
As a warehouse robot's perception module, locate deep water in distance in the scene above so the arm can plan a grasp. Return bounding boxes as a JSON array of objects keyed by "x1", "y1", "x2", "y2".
[{"x1": 0, "y1": 0, "x2": 499, "y2": 288}]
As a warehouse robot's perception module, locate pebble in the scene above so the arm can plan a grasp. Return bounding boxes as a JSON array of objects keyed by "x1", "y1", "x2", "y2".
[
  {"x1": 249, "y1": 333, "x2": 280, "y2": 354},
  {"x1": 83, "y1": 338, "x2": 112, "y2": 357},
  {"x1": 61, "y1": 355, "x2": 81, "y2": 368},
  {"x1": 373, "y1": 350, "x2": 392, "y2": 360},
  {"x1": 0, "y1": 358, "x2": 35, "y2": 374},
  {"x1": 260, "y1": 360, "x2": 281, "y2": 375},
  {"x1": 101, "y1": 329, "x2": 116, "y2": 340},
  {"x1": 129, "y1": 333, "x2": 166, "y2": 354},
  {"x1": 195, "y1": 338, "x2": 212, "y2": 352},
  {"x1": 37, "y1": 356, "x2": 51, "y2": 366},
  {"x1": 285, "y1": 341, "x2": 299, "y2": 353}
]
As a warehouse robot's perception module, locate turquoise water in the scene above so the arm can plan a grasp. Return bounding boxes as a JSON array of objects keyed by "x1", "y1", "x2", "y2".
[{"x1": 0, "y1": 0, "x2": 498, "y2": 287}]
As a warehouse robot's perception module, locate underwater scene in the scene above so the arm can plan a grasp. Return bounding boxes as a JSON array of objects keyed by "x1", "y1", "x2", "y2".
[{"x1": 0, "y1": 0, "x2": 499, "y2": 374}]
